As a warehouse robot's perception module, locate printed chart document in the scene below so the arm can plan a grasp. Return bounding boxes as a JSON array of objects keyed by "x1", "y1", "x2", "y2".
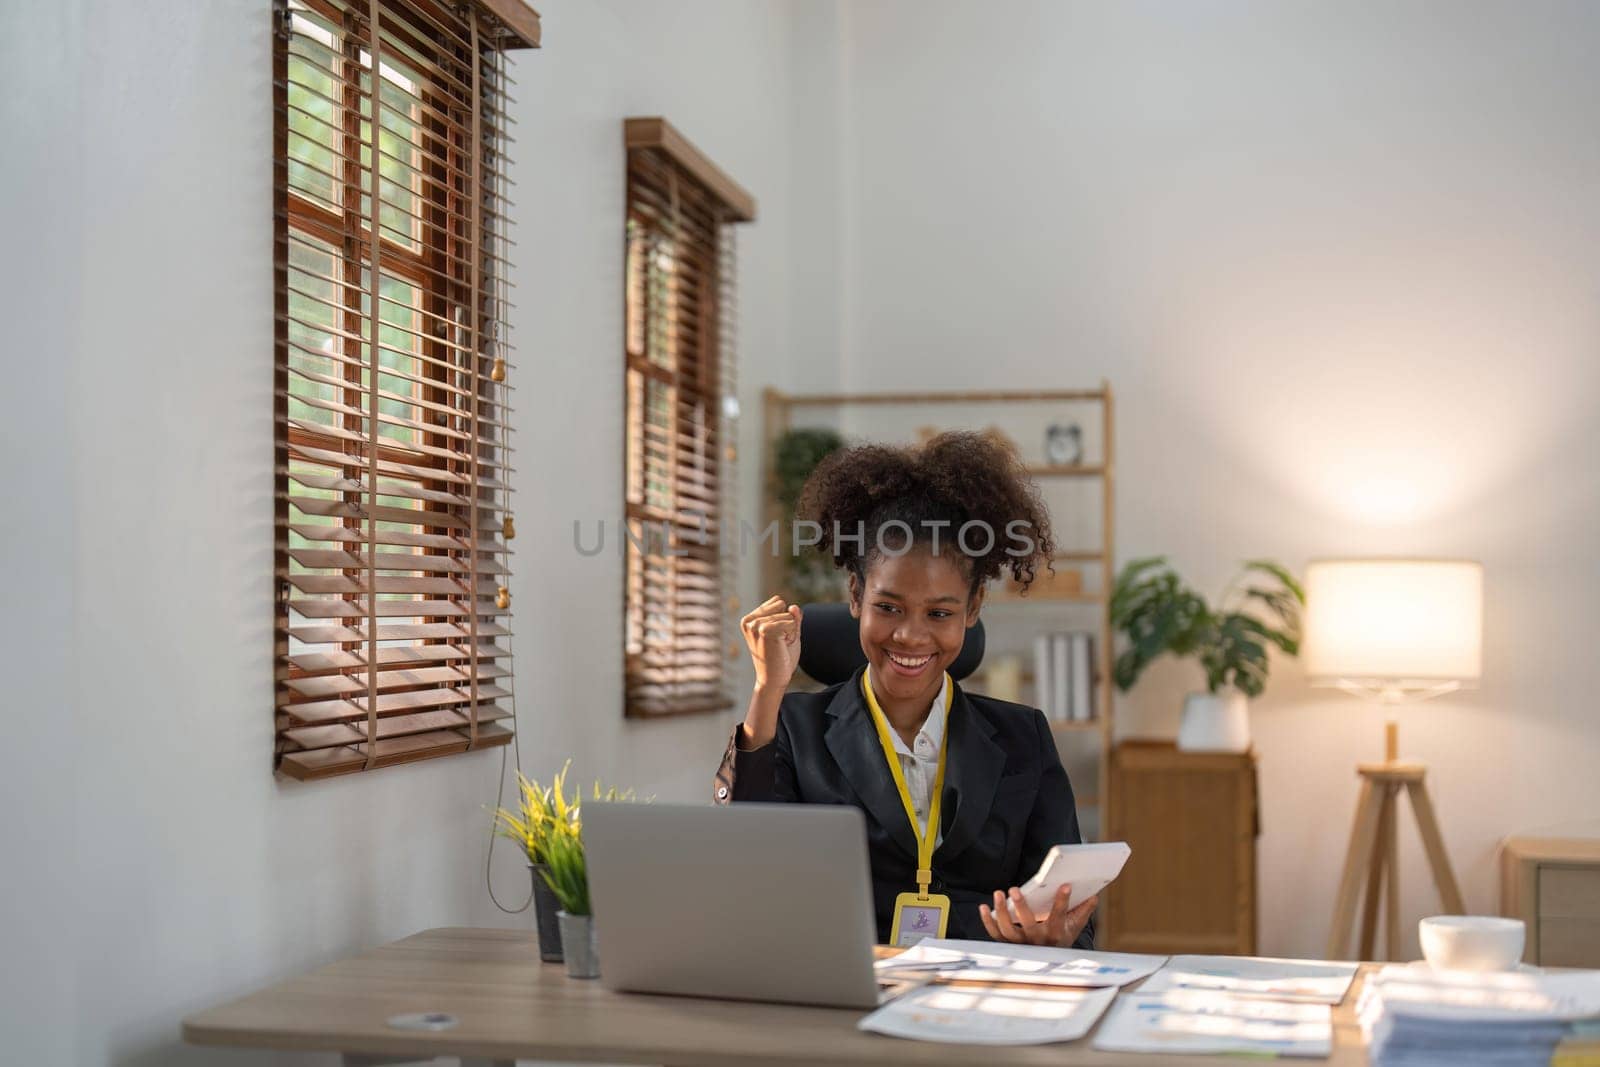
[
  {"x1": 875, "y1": 938, "x2": 1167, "y2": 988},
  {"x1": 1138, "y1": 954, "x2": 1360, "y2": 1004},
  {"x1": 1017, "y1": 841, "x2": 1132, "y2": 914},
  {"x1": 859, "y1": 983, "x2": 1118, "y2": 1045},
  {"x1": 1092, "y1": 990, "x2": 1334, "y2": 1058}
]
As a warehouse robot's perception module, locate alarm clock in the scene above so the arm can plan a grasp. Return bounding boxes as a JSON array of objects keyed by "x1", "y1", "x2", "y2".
[{"x1": 1044, "y1": 422, "x2": 1083, "y2": 467}]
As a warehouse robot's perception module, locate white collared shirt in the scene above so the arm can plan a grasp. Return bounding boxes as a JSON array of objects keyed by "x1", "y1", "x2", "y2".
[{"x1": 886, "y1": 673, "x2": 951, "y2": 838}]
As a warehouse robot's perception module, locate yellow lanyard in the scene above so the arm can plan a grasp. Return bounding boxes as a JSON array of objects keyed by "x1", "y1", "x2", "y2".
[{"x1": 861, "y1": 668, "x2": 952, "y2": 898}]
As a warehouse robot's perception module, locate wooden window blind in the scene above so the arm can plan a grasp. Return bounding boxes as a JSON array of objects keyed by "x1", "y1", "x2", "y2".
[
  {"x1": 623, "y1": 118, "x2": 756, "y2": 718},
  {"x1": 273, "y1": 0, "x2": 538, "y2": 779}
]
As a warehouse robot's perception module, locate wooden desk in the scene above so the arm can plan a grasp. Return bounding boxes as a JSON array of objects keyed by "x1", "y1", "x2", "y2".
[{"x1": 183, "y1": 927, "x2": 1372, "y2": 1066}]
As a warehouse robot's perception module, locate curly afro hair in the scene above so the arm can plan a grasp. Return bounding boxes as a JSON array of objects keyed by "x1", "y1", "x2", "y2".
[{"x1": 795, "y1": 430, "x2": 1055, "y2": 599}]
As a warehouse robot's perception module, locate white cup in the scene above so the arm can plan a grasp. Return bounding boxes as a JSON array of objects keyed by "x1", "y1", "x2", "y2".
[{"x1": 1418, "y1": 916, "x2": 1525, "y2": 972}]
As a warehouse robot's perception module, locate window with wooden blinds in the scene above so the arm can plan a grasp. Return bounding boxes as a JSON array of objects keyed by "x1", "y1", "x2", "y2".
[
  {"x1": 623, "y1": 118, "x2": 756, "y2": 719},
  {"x1": 273, "y1": 0, "x2": 538, "y2": 779}
]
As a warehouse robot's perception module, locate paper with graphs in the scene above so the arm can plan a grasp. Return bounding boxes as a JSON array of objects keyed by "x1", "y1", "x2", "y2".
[
  {"x1": 874, "y1": 938, "x2": 1167, "y2": 988},
  {"x1": 1137, "y1": 954, "x2": 1360, "y2": 1004},
  {"x1": 1093, "y1": 990, "x2": 1334, "y2": 1057},
  {"x1": 860, "y1": 983, "x2": 1118, "y2": 1045}
]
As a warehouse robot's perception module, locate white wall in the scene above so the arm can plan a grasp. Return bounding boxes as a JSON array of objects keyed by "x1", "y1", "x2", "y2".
[
  {"x1": 830, "y1": 0, "x2": 1600, "y2": 959},
  {"x1": 511, "y1": 0, "x2": 805, "y2": 803},
  {"x1": 9, "y1": 4, "x2": 1599, "y2": 1061},
  {"x1": 0, "y1": 1, "x2": 816, "y2": 1063},
  {"x1": 1, "y1": 3, "x2": 82, "y2": 1062}
]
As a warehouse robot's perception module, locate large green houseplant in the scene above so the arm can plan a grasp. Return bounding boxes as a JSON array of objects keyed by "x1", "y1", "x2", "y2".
[{"x1": 1110, "y1": 557, "x2": 1305, "y2": 751}]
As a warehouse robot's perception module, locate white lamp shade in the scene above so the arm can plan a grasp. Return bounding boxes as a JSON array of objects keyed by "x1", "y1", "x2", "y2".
[{"x1": 1304, "y1": 559, "x2": 1483, "y2": 686}]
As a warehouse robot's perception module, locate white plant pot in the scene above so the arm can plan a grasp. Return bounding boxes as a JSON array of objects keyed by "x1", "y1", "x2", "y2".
[
  {"x1": 1177, "y1": 690, "x2": 1251, "y2": 753},
  {"x1": 558, "y1": 910, "x2": 600, "y2": 979}
]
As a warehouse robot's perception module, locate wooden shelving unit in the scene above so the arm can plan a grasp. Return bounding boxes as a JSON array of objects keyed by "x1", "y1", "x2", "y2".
[{"x1": 761, "y1": 384, "x2": 1116, "y2": 832}]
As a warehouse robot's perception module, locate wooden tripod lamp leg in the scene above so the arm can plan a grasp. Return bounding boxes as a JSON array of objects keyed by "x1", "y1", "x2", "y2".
[
  {"x1": 1383, "y1": 792, "x2": 1401, "y2": 960},
  {"x1": 1405, "y1": 778, "x2": 1465, "y2": 914},
  {"x1": 1358, "y1": 784, "x2": 1396, "y2": 960},
  {"x1": 1327, "y1": 776, "x2": 1384, "y2": 959}
]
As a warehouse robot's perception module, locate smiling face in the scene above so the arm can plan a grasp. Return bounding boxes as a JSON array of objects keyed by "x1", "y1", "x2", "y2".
[{"x1": 848, "y1": 546, "x2": 984, "y2": 709}]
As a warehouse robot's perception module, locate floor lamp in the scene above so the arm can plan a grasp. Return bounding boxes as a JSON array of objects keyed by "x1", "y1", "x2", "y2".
[{"x1": 1304, "y1": 559, "x2": 1484, "y2": 962}]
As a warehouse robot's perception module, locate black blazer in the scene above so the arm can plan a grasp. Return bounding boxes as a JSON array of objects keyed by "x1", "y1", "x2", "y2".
[{"x1": 713, "y1": 665, "x2": 1094, "y2": 949}]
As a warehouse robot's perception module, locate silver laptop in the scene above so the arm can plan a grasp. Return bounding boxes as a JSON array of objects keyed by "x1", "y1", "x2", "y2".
[{"x1": 583, "y1": 801, "x2": 881, "y2": 1009}]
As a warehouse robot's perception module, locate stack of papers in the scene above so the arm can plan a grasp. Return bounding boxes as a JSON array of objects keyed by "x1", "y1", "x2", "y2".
[
  {"x1": 1359, "y1": 964, "x2": 1600, "y2": 1067},
  {"x1": 874, "y1": 938, "x2": 1167, "y2": 988},
  {"x1": 1139, "y1": 954, "x2": 1360, "y2": 1004},
  {"x1": 1092, "y1": 990, "x2": 1334, "y2": 1058}
]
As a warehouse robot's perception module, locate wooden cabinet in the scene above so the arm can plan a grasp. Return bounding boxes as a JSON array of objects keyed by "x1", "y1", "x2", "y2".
[
  {"x1": 1501, "y1": 834, "x2": 1600, "y2": 966},
  {"x1": 1102, "y1": 740, "x2": 1258, "y2": 955}
]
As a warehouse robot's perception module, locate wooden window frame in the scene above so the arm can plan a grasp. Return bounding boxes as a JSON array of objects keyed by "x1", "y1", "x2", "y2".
[{"x1": 273, "y1": 0, "x2": 538, "y2": 779}]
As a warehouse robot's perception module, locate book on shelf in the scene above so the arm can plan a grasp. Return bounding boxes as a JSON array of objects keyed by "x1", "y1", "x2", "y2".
[
  {"x1": 1069, "y1": 632, "x2": 1094, "y2": 722},
  {"x1": 1033, "y1": 634, "x2": 1054, "y2": 719},
  {"x1": 1028, "y1": 631, "x2": 1098, "y2": 723},
  {"x1": 1051, "y1": 632, "x2": 1071, "y2": 723}
]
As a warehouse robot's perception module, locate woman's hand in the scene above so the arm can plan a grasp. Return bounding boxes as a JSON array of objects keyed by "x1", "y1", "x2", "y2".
[
  {"x1": 978, "y1": 884, "x2": 1097, "y2": 948},
  {"x1": 742, "y1": 595, "x2": 803, "y2": 690},
  {"x1": 739, "y1": 596, "x2": 802, "y2": 747}
]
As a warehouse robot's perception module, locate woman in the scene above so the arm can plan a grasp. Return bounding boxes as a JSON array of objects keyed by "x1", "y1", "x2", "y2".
[{"x1": 713, "y1": 431, "x2": 1097, "y2": 949}]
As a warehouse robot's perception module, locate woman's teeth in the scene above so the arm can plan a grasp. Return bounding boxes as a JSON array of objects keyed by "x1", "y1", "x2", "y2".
[{"x1": 888, "y1": 652, "x2": 933, "y2": 669}]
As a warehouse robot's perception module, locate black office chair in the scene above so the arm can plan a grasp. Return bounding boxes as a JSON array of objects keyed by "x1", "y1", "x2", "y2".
[{"x1": 797, "y1": 602, "x2": 986, "y2": 686}]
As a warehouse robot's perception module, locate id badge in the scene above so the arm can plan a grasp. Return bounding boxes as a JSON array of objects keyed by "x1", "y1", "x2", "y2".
[{"x1": 890, "y1": 891, "x2": 951, "y2": 947}]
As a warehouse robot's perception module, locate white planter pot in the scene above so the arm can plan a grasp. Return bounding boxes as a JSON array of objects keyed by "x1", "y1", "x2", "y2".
[
  {"x1": 1177, "y1": 690, "x2": 1251, "y2": 752},
  {"x1": 558, "y1": 910, "x2": 600, "y2": 979}
]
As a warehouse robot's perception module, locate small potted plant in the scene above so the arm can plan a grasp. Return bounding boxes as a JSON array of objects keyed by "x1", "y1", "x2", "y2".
[
  {"x1": 493, "y1": 763, "x2": 578, "y2": 963},
  {"x1": 538, "y1": 817, "x2": 599, "y2": 979},
  {"x1": 1110, "y1": 557, "x2": 1304, "y2": 752},
  {"x1": 497, "y1": 768, "x2": 644, "y2": 980}
]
